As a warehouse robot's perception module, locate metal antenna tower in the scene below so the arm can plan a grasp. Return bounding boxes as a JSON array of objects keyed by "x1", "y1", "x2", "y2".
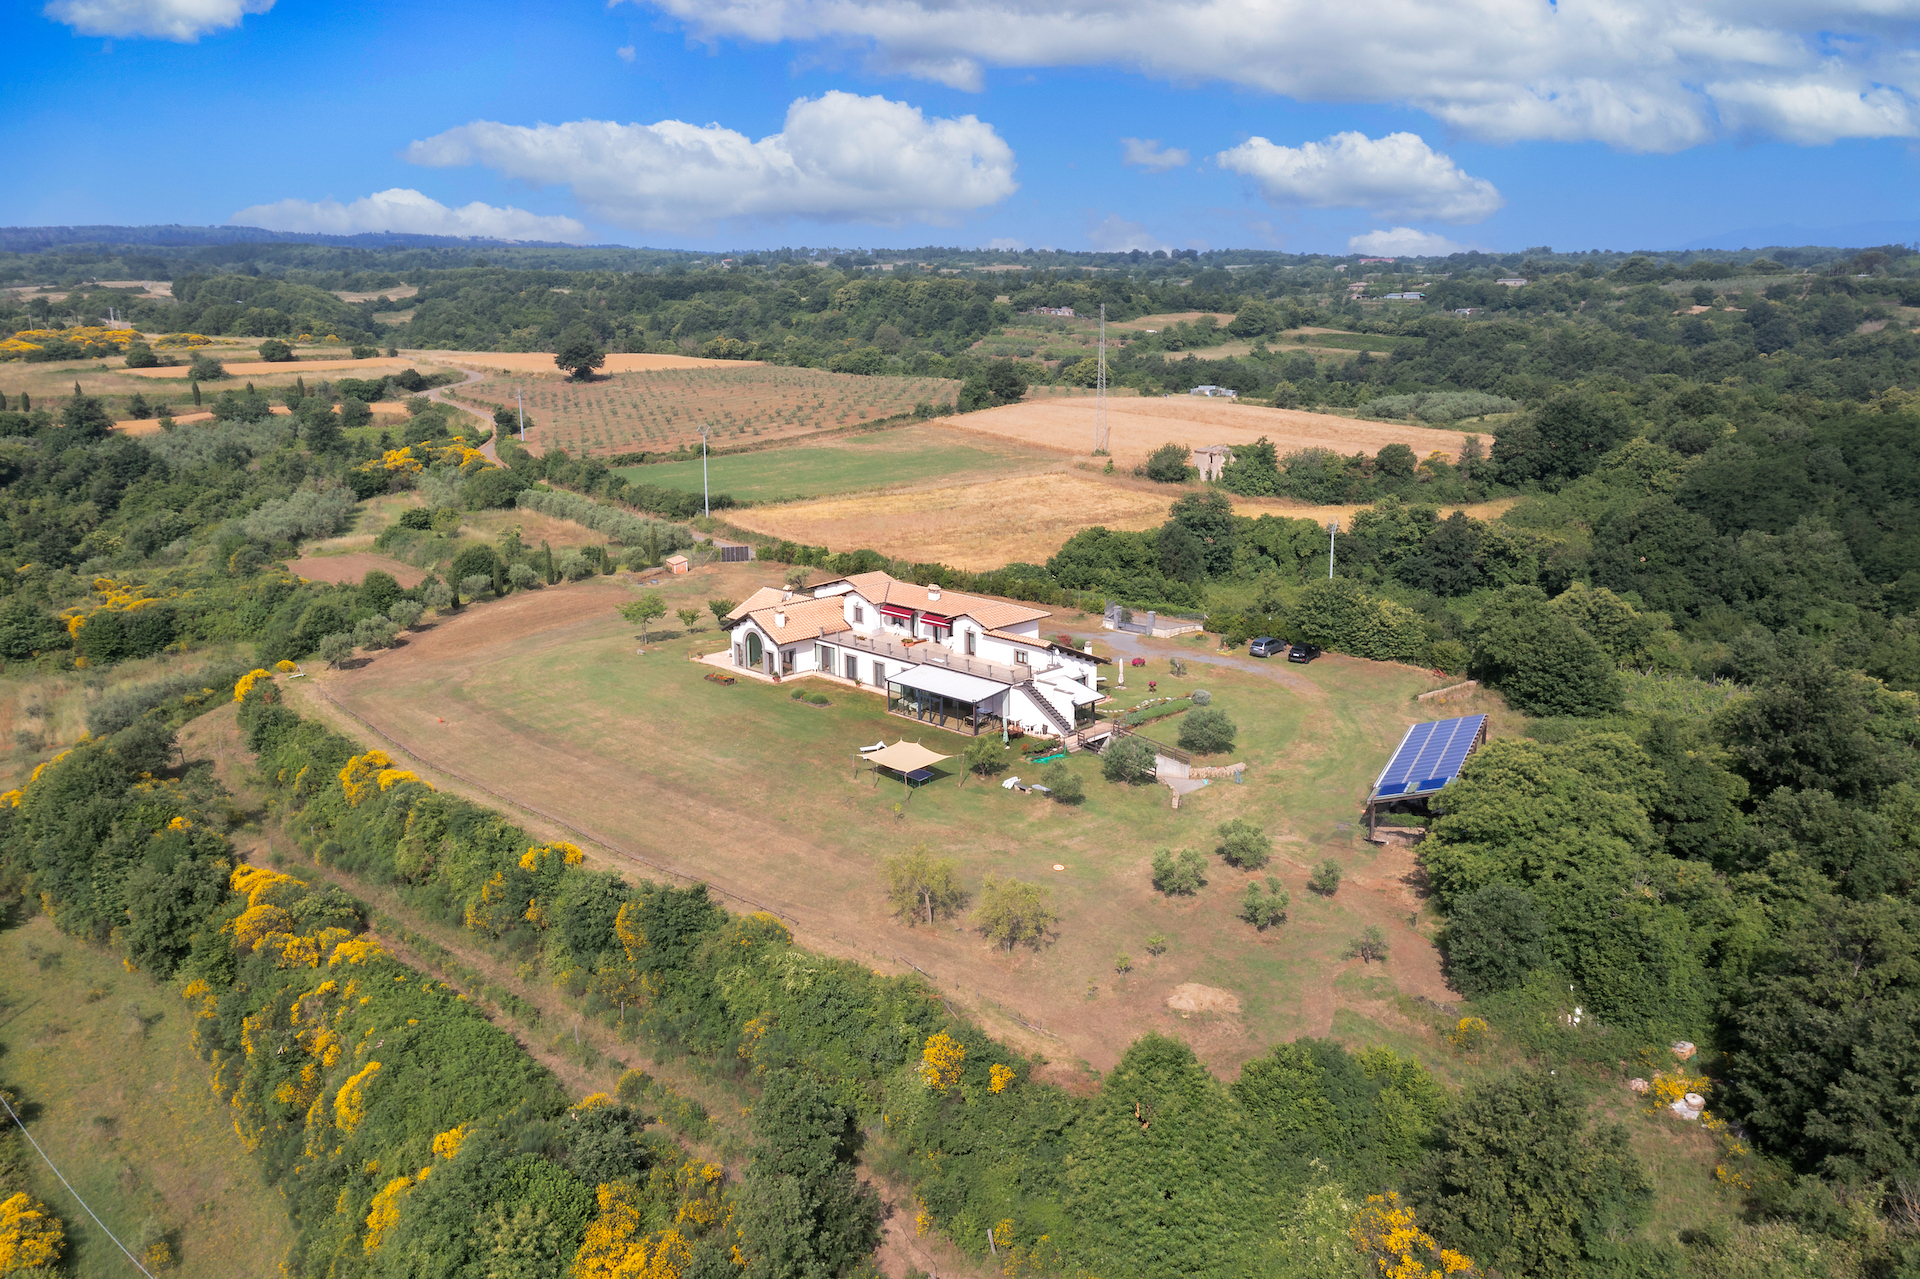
[{"x1": 1094, "y1": 303, "x2": 1109, "y2": 454}]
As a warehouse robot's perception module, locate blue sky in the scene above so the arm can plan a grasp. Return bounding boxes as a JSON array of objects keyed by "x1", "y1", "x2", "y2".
[{"x1": 5, "y1": 0, "x2": 1918, "y2": 254}]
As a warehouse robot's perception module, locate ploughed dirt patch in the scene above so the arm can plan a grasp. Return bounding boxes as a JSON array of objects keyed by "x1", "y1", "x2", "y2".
[
  {"x1": 289, "y1": 552, "x2": 427, "y2": 588},
  {"x1": 1166, "y1": 983, "x2": 1242, "y2": 1017}
]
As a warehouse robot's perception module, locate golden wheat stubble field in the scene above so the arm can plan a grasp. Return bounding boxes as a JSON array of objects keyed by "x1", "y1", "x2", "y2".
[
  {"x1": 462, "y1": 364, "x2": 963, "y2": 457},
  {"x1": 727, "y1": 470, "x2": 1519, "y2": 570},
  {"x1": 938, "y1": 396, "x2": 1472, "y2": 468}
]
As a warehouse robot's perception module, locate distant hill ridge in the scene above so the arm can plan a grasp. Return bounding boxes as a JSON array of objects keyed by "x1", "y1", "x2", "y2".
[{"x1": 0, "y1": 224, "x2": 619, "y2": 253}]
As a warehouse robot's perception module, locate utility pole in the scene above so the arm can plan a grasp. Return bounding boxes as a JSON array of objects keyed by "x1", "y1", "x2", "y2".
[
  {"x1": 1327, "y1": 520, "x2": 1339, "y2": 579},
  {"x1": 1094, "y1": 303, "x2": 1109, "y2": 455},
  {"x1": 516, "y1": 387, "x2": 525, "y2": 441}
]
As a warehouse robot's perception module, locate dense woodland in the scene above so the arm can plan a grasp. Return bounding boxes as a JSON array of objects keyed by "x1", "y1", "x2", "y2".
[{"x1": 1, "y1": 235, "x2": 1919, "y2": 1276}]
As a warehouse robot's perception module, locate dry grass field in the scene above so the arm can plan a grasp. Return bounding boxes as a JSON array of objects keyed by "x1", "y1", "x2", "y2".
[
  {"x1": 0, "y1": 916, "x2": 297, "y2": 1277},
  {"x1": 475, "y1": 365, "x2": 962, "y2": 457},
  {"x1": 123, "y1": 356, "x2": 414, "y2": 380},
  {"x1": 301, "y1": 566, "x2": 1471, "y2": 1075},
  {"x1": 727, "y1": 469, "x2": 1517, "y2": 569},
  {"x1": 727, "y1": 473, "x2": 1174, "y2": 568},
  {"x1": 934, "y1": 396, "x2": 1471, "y2": 466},
  {"x1": 1110, "y1": 311, "x2": 1233, "y2": 331}
]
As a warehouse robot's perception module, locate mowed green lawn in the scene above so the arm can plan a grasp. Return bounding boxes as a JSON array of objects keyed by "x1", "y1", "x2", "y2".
[
  {"x1": 613, "y1": 428, "x2": 1032, "y2": 502},
  {"x1": 324, "y1": 572, "x2": 1462, "y2": 1073},
  {"x1": 0, "y1": 916, "x2": 296, "y2": 1278}
]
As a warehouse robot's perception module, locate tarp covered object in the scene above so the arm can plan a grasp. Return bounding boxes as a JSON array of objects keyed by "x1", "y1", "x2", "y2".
[{"x1": 865, "y1": 740, "x2": 951, "y2": 774}]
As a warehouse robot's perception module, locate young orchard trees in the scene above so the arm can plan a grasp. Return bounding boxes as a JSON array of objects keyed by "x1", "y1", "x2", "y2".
[
  {"x1": 1151, "y1": 847, "x2": 1207, "y2": 896},
  {"x1": 1239, "y1": 878, "x2": 1290, "y2": 930}
]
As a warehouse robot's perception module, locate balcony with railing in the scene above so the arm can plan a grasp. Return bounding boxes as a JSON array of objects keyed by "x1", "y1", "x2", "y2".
[{"x1": 825, "y1": 631, "x2": 1048, "y2": 689}]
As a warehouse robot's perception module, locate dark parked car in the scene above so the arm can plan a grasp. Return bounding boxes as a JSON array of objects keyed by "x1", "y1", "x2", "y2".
[
  {"x1": 1287, "y1": 642, "x2": 1321, "y2": 663},
  {"x1": 1248, "y1": 636, "x2": 1279, "y2": 657}
]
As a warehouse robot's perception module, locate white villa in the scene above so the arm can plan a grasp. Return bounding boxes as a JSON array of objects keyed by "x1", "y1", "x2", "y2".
[{"x1": 719, "y1": 571, "x2": 1107, "y2": 739}]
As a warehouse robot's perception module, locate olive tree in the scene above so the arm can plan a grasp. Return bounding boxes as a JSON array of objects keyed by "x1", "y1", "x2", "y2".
[
  {"x1": 977, "y1": 875, "x2": 1058, "y2": 952},
  {"x1": 1102, "y1": 735, "x2": 1157, "y2": 784},
  {"x1": 1178, "y1": 706, "x2": 1238, "y2": 755},
  {"x1": 317, "y1": 632, "x2": 354, "y2": 668},
  {"x1": 1216, "y1": 818, "x2": 1272, "y2": 869},
  {"x1": 883, "y1": 846, "x2": 967, "y2": 926},
  {"x1": 1239, "y1": 878, "x2": 1291, "y2": 930},
  {"x1": 1151, "y1": 847, "x2": 1207, "y2": 896}
]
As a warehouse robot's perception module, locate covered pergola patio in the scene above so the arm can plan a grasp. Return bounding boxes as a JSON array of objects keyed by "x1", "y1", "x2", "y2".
[{"x1": 884, "y1": 665, "x2": 1009, "y2": 737}]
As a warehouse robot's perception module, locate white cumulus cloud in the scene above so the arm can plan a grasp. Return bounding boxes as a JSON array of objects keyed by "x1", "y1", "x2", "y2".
[
  {"x1": 404, "y1": 92, "x2": 1017, "y2": 233},
  {"x1": 617, "y1": 44, "x2": 637, "y2": 62},
  {"x1": 614, "y1": 0, "x2": 1920, "y2": 150},
  {"x1": 43, "y1": 0, "x2": 271, "y2": 40},
  {"x1": 986, "y1": 236, "x2": 1026, "y2": 250},
  {"x1": 228, "y1": 189, "x2": 591, "y2": 242},
  {"x1": 1217, "y1": 131, "x2": 1504, "y2": 223},
  {"x1": 1086, "y1": 214, "x2": 1171, "y2": 253},
  {"x1": 1347, "y1": 227, "x2": 1471, "y2": 256},
  {"x1": 1120, "y1": 137, "x2": 1190, "y2": 172}
]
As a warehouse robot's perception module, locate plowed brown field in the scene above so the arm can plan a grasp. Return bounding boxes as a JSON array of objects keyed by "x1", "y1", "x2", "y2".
[
  {"x1": 939, "y1": 396, "x2": 1470, "y2": 466},
  {"x1": 289, "y1": 552, "x2": 428, "y2": 588}
]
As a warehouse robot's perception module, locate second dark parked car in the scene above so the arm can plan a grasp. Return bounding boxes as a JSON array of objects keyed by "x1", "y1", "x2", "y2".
[{"x1": 1287, "y1": 642, "x2": 1321, "y2": 663}]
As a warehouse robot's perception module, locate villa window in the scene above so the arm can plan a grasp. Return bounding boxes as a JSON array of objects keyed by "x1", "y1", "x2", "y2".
[
  {"x1": 1014, "y1": 650, "x2": 1029, "y2": 666},
  {"x1": 965, "y1": 629, "x2": 976, "y2": 656},
  {"x1": 853, "y1": 604, "x2": 864, "y2": 624}
]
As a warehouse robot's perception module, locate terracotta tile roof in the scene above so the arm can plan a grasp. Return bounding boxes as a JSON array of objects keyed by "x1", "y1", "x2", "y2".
[
  {"x1": 957, "y1": 599, "x2": 1050, "y2": 630},
  {"x1": 741, "y1": 596, "x2": 852, "y2": 643},
  {"x1": 816, "y1": 571, "x2": 1048, "y2": 630},
  {"x1": 726, "y1": 587, "x2": 790, "y2": 621}
]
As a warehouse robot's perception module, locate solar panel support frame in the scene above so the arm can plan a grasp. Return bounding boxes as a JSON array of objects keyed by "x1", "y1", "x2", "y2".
[{"x1": 1363, "y1": 714, "x2": 1488, "y2": 838}]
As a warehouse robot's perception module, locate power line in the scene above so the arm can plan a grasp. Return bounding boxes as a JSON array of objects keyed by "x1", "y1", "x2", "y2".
[{"x1": 0, "y1": 1093, "x2": 157, "y2": 1278}]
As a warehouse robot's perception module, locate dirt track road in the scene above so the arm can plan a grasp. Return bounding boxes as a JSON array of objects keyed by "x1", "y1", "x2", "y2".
[{"x1": 417, "y1": 364, "x2": 502, "y2": 462}]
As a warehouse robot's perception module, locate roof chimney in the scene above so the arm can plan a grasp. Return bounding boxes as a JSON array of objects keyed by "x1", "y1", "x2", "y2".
[
  {"x1": 781, "y1": 586, "x2": 794, "y2": 602},
  {"x1": 928, "y1": 584, "x2": 941, "y2": 601},
  {"x1": 774, "y1": 608, "x2": 786, "y2": 629}
]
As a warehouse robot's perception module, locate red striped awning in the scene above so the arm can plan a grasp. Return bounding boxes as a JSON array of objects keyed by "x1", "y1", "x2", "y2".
[
  {"x1": 919, "y1": 612, "x2": 953, "y2": 627},
  {"x1": 879, "y1": 603, "x2": 916, "y2": 620}
]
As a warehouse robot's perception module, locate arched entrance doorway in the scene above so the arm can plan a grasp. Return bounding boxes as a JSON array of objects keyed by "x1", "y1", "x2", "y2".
[{"x1": 745, "y1": 632, "x2": 763, "y2": 667}]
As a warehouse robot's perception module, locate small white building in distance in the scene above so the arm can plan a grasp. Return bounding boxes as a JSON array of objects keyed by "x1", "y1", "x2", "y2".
[
  {"x1": 1496, "y1": 278, "x2": 1530, "y2": 287},
  {"x1": 720, "y1": 571, "x2": 1106, "y2": 739},
  {"x1": 1189, "y1": 384, "x2": 1238, "y2": 397},
  {"x1": 1191, "y1": 444, "x2": 1234, "y2": 481}
]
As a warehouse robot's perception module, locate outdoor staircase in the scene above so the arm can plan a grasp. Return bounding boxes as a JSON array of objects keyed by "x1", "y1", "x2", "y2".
[{"x1": 1021, "y1": 679, "x2": 1076, "y2": 740}]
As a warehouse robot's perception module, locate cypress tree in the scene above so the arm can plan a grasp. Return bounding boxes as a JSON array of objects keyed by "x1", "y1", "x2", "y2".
[{"x1": 192, "y1": 382, "x2": 201, "y2": 406}]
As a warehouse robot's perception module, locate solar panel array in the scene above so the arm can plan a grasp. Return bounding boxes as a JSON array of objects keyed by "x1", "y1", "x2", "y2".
[{"x1": 1369, "y1": 714, "x2": 1487, "y2": 801}]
